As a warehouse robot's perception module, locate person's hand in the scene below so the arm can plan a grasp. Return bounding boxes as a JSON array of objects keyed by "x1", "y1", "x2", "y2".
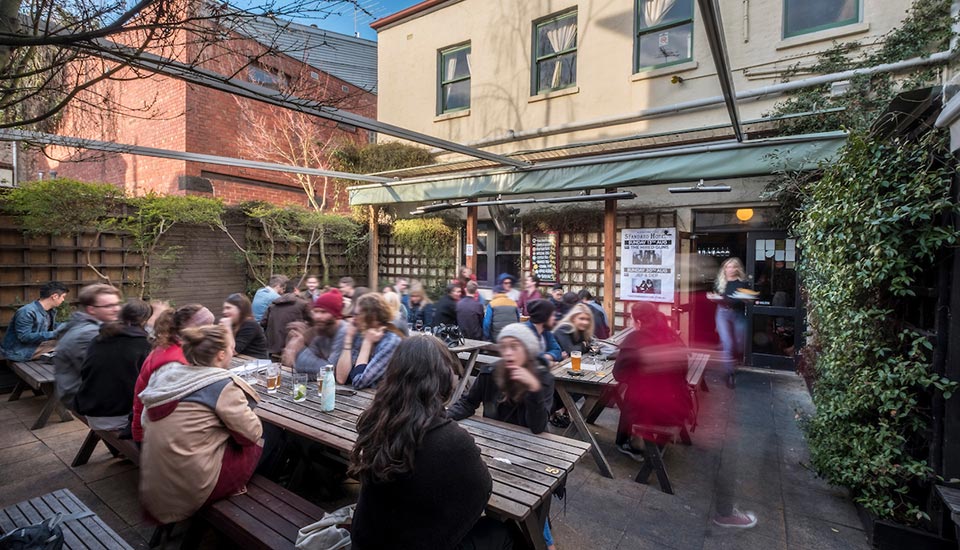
[
  {"x1": 541, "y1": 354, "x2": 555, "y2": 368},
  {"x1": 345, "y1": 322, "x2": 357, "y2": 340},
  {"x1": 219, "y1": 317, "x2": 233, "y2": 330},
  {"x1": 364, "y1": 326, "x2": 385, "y2": 344},
  {"x1": 286, "y1": 330, "x2": 305, "y2": 350},
  {"x1": 342, "y1": 297, "x2": 352, "y2": 312},
  {"x1": 506, "y1": 363, "x2": 542, "y2": 392},
  {"x1": 561, "y1": 351, "x2": 569, "y2": 360}
]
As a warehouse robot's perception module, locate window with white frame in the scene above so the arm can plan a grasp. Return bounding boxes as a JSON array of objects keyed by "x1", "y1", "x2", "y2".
[
  {"x1": 783, "y1": 0, "x2": 859, "y2": 38},
  {"x1": 533, "y1": 10, "x2": 577, "y2": 95},
  {"x1": 439, "y1": 44, "x2": 471, "y2": 114},
  {"x1": 636, "y1": 0, "x2": 694, "y2": 72}
]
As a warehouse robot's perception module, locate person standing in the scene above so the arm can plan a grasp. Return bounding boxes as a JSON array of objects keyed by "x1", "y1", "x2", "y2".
[
  {"x1": 497, "y1": 273, "x2": 520, "y2": 302},
  {"x1": 262, "y1": 281, "x2": 312, "y2": 357},
  {"x1": 299, "y1": 275, "x2": 322, "y2": 302},
  {"x1": 54, "y1": 284, "x2": 122, "y2": 410},
  {"x1": 482, "y1": 286, "x2": 519, "y2": 341},
  {"x1": 516, "y1": 274, "x2": 542, "y2": 316},
  {"x1": 456, "y1": 282, "x2": 485, "y2": 340},
  {"x1": 433, "y1": 283, "x2": 461, "y2": 326},
  {"x1": 75, "y1": 300, "x2": 152, "y2": 431},
  {"x1": 394, "y1": 277, "x2": 410, "y2": 310},
  {"x1": 708, "y1": 258, "x2": 750, "y2": 388},
  {"x1": 252, "y1": 275, "x2": 287, "y2": 323},
  {"x1": 222, "y1": 293, "x2": 269, "y2": 359},
  {"x1": 1, "y1": 281, "x2": 69, "y2": 361}
]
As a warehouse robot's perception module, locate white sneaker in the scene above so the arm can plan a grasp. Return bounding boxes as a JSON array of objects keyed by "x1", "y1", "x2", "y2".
[
  {"x1": 616, "y1": 443, "x2": 645, "y2": 463},
  {"x1": 713, "y1": 509, "x2": 757, "y2": 529}
]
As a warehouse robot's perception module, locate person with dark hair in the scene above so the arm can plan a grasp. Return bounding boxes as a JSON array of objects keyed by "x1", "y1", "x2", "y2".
[
  {"x1": 1, "y1": 281, "x2": 69, "y2": 361},
  {"x1": 457, "y1": 281, "x2": 485, "y2": 340},
  {"x1": 139, "y1": 324, "x2": 263, "y2": 524},
  {"x1": 300, "y1": 275, "x2": 322, "y2": 302},
  {"x1": 284, "y1": 290, "x2": 349, "y2": 375},
  {"x1": 516, "y1": 274, "x2": 542, "y2": 316},
  {"x1": 434, "y1": 282, "x2": 462, "y2": 326},
  {"x1": 578, "y1": 289, "x2": 610, "y2": 340},
  {"x1": 350, "y1": 335, "x2": 511, "y2": 550},
  {"x1": 75, "y1": 300, "x2": 152, "y2": 430},
  {"x1": 524, "y1": 300, "x2": 562, "y2": 366},
  {"x1": 335, "y1": 293, "x2": 403, "y2": 389},
  {"x1": 338, "y1": 276, "x2": 370, "y2": 317},
  {"x1": 222, "y1": 293, "x2": 268, "y2": 359},
  {"x1": 261, "y1": 282, "x2": 312, "y2": 357},
  {"x1": 54, "y1": 284, "x2": 122, "y2": 410},
  {"x1": 252, "y1": 275, "x2": 288, "y2": 323},
  {"x1": 131, "y1": 304, "x2": 215, "y2": 442}
]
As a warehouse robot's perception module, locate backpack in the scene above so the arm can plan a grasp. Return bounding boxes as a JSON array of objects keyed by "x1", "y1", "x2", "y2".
[
  {"x1": 0, "y1": 511, "x2": 92, "y2": 550},
  {"x1": 432, "y1": 324, "x2": 464, "y2": 348}
]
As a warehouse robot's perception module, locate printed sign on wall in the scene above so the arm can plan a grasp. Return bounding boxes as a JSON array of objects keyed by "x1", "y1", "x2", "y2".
[
  {"x1": 530, "y1": 232, "x2": 559, "y2": 283},
  {"x1": 620, "y1": 228, "x2": 676, "y2": 303}
]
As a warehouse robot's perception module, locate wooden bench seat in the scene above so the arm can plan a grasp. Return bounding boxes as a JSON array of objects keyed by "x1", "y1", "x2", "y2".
[
  {"x1": 685, "y1": 352, "x2": 711, "y2": 433},
  {"x1": 0, "y1": 488, "x2": 133, "y2": 549},
  {"x1": 630, "y1": 424, "x2": 684, "y2": 495},
  {"x1": 71, "y1": 421, "x2": 140, "y2": 468},
  {"x1": 8, "y1": 360, "x2": 73, "y2": 430},
  {"x1": 191, "y1": 475, "x2": 328, "y2": 550}
]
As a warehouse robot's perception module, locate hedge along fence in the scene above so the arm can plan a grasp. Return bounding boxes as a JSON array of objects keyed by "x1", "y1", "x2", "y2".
[
  {"x1": 379, "y1": 217, "x2": 458, "y2": 299},
  {"x1": 796, "y1": 129, "x2": 959, "y2": 523}
]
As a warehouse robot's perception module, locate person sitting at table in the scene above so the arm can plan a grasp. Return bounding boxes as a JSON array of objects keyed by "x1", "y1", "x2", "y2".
[
  {"x1": 283, "y1": 289, "x2": 349, "y2": 374},
  {"x1": 381, "y1": 290, "x2": 409, "y2": 336},
  {"x1": 350, "y1": 334, "x2": 514, "y2": 550},
  {"x1": 132, "y1": 303, "x2": 215, "y2": 443},
  {"x1": 406, "y1": 282, "x2": 435, "y2": 329},
  {"x1": 139, "y1": 324, "x2": 263, "y2": 524},
  {"x1": 448, "y1": 323, "x2": 556, "y2": 548},
  {"x1": 261, "y1": 280, "x2": 311, "y2": 358},
  {"x1": 613, "y1": 302, "x2": 692, "y2": 461},
  {"x1": 74, "y1": 300, "x2": 152, "y2": 431},
  {"x1": 222, "y1": 293, "x2": 269, "y2": 359},
  {"x1": 433, "y1": 282, "x2": 461, "y2": 326},
  {"x1": 524, "y1": 300, "x2": 563, "y2": 366},
  {"x1": 1, "y1": 281, "x2": 69, "y2": 361},
  {"x1": 553, "y1": 303, "x2": 595, "y2": 357},
  {"x1": 335, "y1": 293, "x2": 403, "y2": 389}
]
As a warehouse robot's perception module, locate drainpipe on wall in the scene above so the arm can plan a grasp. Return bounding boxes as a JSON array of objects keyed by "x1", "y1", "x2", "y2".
[{"x1": 10, "y1": 140, "x2": 16, "y2": 186}]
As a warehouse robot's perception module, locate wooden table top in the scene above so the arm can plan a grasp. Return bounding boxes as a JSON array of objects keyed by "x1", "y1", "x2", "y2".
[
  {"x1": 448, "y1": 338, "x2": 493, "y2": 353},
  {"x1": 550, "y1": 357, "x2": 618, "y2": 386},
  {"x1": 251, "y1": 376, "x2": 590, "y2": 522},
  {"x1": 0, "y1": 489, "x2": 133, "y2": 549}
]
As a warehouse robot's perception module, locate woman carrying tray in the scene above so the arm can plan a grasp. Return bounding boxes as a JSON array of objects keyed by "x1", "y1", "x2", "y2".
[{"x1": 707, "y1": 258, "x2": 757, "y2": 388}]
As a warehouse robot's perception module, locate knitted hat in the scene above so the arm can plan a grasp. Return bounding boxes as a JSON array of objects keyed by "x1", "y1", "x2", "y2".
[
  {"x1": 526, "y1": 299, "x2": 555, "y2": 324},
  {"x1": 313, "y1": 289, "x2": 344, "y2": 319},
  {"x1": 497, "y1": 323, "x2": 543, "y2": 359}
]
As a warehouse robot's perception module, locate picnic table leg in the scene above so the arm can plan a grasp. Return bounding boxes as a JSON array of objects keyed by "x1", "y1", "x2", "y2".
[
  {"x1": 557, "y1": 386, "x2": 614, "y2": 478},
  {"x1": 31, "y1": 384, "x2": 72, "y2": 430},
  {"x1": 71, "y1": 430, "x2": 102, "y2": 467},
  {"x1": 521, "y1": 496, "x2": 553, "y2": 550},
  {"x1": 7, "y1": 380, "x2": 26, "y2": 402},
  {"x1": 562, "y1": 396, "x2": 599, "y2": 437},
  {"x1": 448, "y1": 350, "x2": 479, "y2": 405}
]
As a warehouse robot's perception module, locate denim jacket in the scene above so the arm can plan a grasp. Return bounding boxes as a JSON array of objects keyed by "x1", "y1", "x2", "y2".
[{"x1": 1, "y1": 300, "x2": 61, "y2": 361}]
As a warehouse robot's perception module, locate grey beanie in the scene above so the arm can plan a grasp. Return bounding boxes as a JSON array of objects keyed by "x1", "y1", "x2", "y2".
[{"x1": 497, "y1": 323, "x2": 543, "y2": 360}]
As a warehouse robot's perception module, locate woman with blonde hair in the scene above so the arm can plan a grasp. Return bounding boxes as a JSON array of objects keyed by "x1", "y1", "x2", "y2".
[
  {"x1": 382, "y1": 290, "x2": 409, "y2": 335},
  {"x1": 708, "y1": 258, "x2": 750, "y2": 388},
  {"x1": 335, "y1": 293, "x2": 404, "y2": 389},
  {"x1": 139, "y1": 324, "x2": 263, "y2": 524},
  {"x1": 552, "y1": 303, "x2": 595, "y2": 356},
  {"x1": 406, "y1": 281, "x2": 435, "y2": 329}
]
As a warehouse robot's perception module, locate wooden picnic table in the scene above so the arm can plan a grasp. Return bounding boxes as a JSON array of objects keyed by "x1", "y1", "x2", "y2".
[
  {"x1": 0, "y1": 488, "x2": 133, "y2": 549},
  {"x1": 550, "y1": 357, "x2": 619, "y2": 478},
  {"x1": 8, "y1": 359, "x2": 73, "y2": 430},
  {"x1": 448, "y1": 338, "x2": 494, "y2": 404},
  {"x1": 249, "y1": 374, "x2": 590, "y2": 550}
]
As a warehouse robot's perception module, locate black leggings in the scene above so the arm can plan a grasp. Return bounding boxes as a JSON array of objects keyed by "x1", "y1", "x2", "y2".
[{"x1": 456, "y1": 517, "x2": 515, "y2": 550}]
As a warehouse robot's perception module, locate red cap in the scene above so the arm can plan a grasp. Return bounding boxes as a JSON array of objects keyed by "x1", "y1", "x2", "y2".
[{"x1": 313, "y1": 289, "x2": 344, "y2": 319}]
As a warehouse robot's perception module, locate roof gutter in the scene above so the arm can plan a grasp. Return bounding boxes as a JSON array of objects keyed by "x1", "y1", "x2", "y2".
[
  {"x1": 697, "y1": 0, "x2": 743, "y2": 142},
  {"x1": 458, "y1": 49, "x2": 956, "y2": 150}
]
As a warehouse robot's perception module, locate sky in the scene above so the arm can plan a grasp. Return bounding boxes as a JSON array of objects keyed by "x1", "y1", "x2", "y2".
[{"x1": 292, "y1": 0, "x2": 422, "y2": 41}]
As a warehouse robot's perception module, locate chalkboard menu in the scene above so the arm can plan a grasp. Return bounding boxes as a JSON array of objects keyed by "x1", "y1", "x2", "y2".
[{"x1": 530, "y1": 232, "x2": 559, "y2": 283}]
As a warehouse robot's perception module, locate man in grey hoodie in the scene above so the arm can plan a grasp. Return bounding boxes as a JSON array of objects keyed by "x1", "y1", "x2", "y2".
[{"x1": 54, "y1": 284, "x2": 122, "y2": 409}]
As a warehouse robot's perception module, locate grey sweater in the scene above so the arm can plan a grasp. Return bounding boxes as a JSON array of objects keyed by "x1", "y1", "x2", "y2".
[{"x1": 54, "y1": 312, "x2": 102, "y2": 410}]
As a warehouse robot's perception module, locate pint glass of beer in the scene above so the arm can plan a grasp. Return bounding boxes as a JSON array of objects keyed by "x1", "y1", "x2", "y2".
[
  {"x1": 266, "y1": 364, "x2": 280, "y2": 393},
  {"x1": 571, "y1": 351, "x2": 582, "y2": 371}
]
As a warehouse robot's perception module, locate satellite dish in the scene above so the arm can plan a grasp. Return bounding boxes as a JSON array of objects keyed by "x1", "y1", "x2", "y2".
[{"x1": 489, "y1": 204, "x2": 520, "y2": 235}]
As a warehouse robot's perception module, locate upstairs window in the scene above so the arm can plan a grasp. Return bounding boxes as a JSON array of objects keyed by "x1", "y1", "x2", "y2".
[
  {"x1": 439, "y1": 44, "x2": 471, "y2": 114},
  {"x1": 534, "y1": 10, "x2": 577, "y2": 95},
  {"x1": 783, "y1": 0, "x2": 859, "y2": 38},
  {"x1": 247, "y1": 65, "x2": 288, "y2": 90},
  {"x1": 636, "y1": 0, "x2": 694, "y2": 72}
]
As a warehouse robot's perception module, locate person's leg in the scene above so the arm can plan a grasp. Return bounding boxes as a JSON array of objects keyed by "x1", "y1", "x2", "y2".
[
  {"x1": 455, "y1": 516, "x2": 515, "y2": 550},
  {"x1": 733, "y1": 314, "x2": 747, "y2": 365},
  {"x1": 715, "y1": 308, "x2": 736, "y2": 375}
]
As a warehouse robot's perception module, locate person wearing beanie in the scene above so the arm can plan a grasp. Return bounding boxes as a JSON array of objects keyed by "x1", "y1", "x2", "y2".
[
  {"x1": 447, "y1": 322, "x2": 557, "y2": 548},
  {"x1": 284, "y1": 289, "x2": 350, "y2": 374},
  {"x1": 496, "y1": 273, "x2": 520, "y2": 302},
  {"x1": 524, "y1": 300, "x2": 563, "y2": 365},
  {"x1": 482, "y1": 284, "x2": 519, "y2": 341}
]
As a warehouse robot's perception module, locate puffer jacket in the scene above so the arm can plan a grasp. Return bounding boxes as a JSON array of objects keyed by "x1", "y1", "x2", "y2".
[{"x1": 482, "y1": 293, "x2": 519, "y2": 341}]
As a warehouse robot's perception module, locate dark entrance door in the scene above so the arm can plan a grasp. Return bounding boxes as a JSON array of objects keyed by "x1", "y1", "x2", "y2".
[
  {"x1": 745, "y1": 231, "x2": 803, "y2": 369},
  {"x1": 471, "y1": 222, "x2": 522, "y2": 288}
]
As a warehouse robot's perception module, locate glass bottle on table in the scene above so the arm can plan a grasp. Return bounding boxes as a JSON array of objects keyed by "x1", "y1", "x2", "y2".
[{"x1": 321, "y1": 365, "x2": 337, "y2": 412}]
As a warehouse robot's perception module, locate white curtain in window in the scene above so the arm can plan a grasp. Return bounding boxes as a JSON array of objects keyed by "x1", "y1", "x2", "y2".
[
  {"x1": 644, "y1": 0, "x2": 677, "y2": 27},
  {"x1": 465, "y1": 50, "x2": 471, "y2": 74},
  {"x1": 444, "y1": 55, "x2": 458, "y2": 103},
  {"x1": 546, "y1": 19, "x2": 577, "y2": 89}
]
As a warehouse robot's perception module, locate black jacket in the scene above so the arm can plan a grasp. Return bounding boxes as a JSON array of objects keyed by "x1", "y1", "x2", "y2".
[
  {"x1": 447, "y1": 362, "x2": 554, "y2": 434},
  {"x1": 434, "y1": 295, "x2": 459, "y2": 326},
  {"x1": 75, "y1": 325, "x2": 151, "y2": 417},
  {"x1": 553, "y1": 326, "x2": 589, "y2": 355},
  {"x1": 235, "y1": 319, "x2": 269, "y2": 359},
  {"x1": 456, "y1": 297, "x2": 485, "y2": 340},
  {"x1": 351, "y1": 417, "x2": 491, "y2": 550}
]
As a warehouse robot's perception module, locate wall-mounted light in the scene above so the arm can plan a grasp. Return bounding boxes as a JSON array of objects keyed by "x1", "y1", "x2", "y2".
[
  {"x1": 736, "y1": 208, "x2": 754, "y2": 221},
  {"x1": 668, "y1": 179, "x2": 731, "y2": 193}
]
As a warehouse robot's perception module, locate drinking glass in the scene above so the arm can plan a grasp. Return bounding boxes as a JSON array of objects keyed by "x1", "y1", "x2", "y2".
[
  {"x1": 266, "y1": 364, "x2": 280, "y2": 394},
  {"x1": 570, "y1": 351, "x2": 582, "y2": 371},
  {"x1": 292, "y1": 374, "x2": 308, "y2": 402}
]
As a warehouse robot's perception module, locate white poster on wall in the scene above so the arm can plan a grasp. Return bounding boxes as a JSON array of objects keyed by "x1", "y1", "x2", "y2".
[{"x1": 619, "y1": 227, "x2": 676, "y2": 303}]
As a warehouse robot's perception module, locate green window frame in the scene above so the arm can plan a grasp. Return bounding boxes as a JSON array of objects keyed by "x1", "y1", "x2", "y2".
[
  {"x1": 532, "y1": 10, "x2": 578, "y2": 95},
  {"x1": 782, "y1": 0, "x2": 860, "y2": 39},
  {"x1": 438, "y1": 44, "x2": 471, "y2": 115},
  {"x1": 635, "y1": 0, "x2": 695, "y2": 73}
]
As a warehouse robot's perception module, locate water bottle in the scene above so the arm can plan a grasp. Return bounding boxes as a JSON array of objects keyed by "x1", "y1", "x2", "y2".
[{"x1": 321, "y1": 365, "x2": 336, "y2": 412}]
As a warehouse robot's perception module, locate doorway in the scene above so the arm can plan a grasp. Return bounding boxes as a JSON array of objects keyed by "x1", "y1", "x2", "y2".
[
  {"x1": 745, "y1": 232, "x2": 803, "y2": 370},
  {"x1": 471, "y1": 222, "x2": 522, "y2": 288}
]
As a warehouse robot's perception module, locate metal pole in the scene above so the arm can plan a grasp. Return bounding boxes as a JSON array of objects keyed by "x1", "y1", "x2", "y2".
[{"x1": 697, "y1": 0, "x2": 743, "y2": 142}]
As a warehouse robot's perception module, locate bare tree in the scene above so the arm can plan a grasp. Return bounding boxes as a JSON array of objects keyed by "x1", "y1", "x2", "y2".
[{"x1": 0, "y1": 0, "x2": 370, "y2": 131}]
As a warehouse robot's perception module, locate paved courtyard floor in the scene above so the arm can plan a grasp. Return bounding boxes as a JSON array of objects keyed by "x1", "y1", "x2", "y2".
[{"x1": 0, "y1": 367, "x2": 870, "y2": 549}]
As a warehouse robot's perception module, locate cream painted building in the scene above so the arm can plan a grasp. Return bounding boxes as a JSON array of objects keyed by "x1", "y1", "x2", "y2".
[{"x1": 361, "y1": 0, "x2": 943, "y2": 368}]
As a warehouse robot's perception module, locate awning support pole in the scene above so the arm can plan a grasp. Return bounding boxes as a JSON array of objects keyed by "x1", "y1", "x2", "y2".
[
  {"x1": 466, "y1": 204, "x2": 478, "y2": 274},
  {"x1": 368, "y1": 206, "x2": 380, "y2": 291},
  {"x1": 603, "y1": 190, "x2": 617, "y2": 329}
]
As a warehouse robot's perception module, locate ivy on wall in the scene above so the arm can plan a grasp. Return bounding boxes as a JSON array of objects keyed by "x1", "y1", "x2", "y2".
[{"x1": 797, "y1": 130, "x2": 959, "y2": 522}]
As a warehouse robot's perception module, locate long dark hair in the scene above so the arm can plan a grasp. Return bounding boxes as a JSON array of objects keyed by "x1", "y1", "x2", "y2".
[
  {"x1": 99, "y1": 299, "x2": 152, "y2": 338},
  {"x1": 225, "y1": 293, "x2": 254, "y2": 334},
  {"x1": 349, "y1": 335, "x2": 459, "y2": 483}
]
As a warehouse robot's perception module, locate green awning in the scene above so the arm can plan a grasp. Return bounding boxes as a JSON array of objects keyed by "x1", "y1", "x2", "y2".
[{"x1": 348, "y1": 131, "x2": 847, "y2": 206}]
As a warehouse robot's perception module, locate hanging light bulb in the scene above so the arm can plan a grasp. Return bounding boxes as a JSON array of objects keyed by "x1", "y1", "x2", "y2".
[{"x1": 736, "y1": 208, "x2": 754, "y2": 222}]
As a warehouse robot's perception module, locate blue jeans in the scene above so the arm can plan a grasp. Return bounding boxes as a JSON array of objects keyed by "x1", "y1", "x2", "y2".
[{"x1": 715, "y1": 307, "x2": 745, "y2": 374}]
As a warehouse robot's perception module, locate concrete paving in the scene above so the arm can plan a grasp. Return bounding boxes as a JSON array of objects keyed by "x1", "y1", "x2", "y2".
[{"x1": 0, "y1": 367, "x2": 870, "y2": 549}]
